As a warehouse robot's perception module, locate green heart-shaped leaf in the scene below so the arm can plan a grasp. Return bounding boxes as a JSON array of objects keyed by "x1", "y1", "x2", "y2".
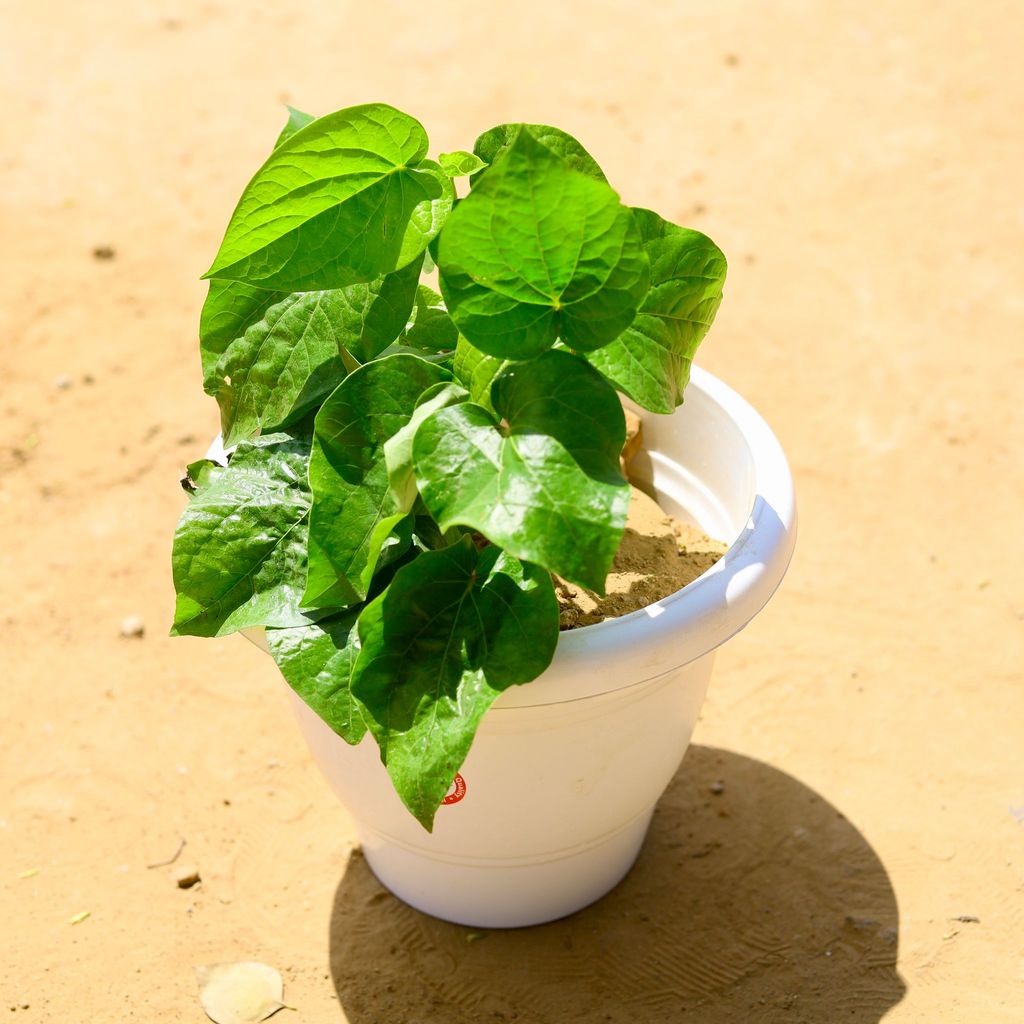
[
  {"x1": 437, "y1": 129, "x2": 649, "y2": 360},
  {"x1": 586, "y1": 208, "x2": 727, "y2": 413},
  {"x1": 491, "y1": 349, "x2": 625, "y2": 482},
  {"x1": 413, "y1": 351, "x2": 629, "y2": 591},
  {"x1": 198, "y1": 107, "x2": 424, "y2": 438},
  {"x1": 198, "y1": 110, "x2": 315, "y2": 390},
  {"x1": 203, "y1": 103, "x2": 454, "y2": 291}
]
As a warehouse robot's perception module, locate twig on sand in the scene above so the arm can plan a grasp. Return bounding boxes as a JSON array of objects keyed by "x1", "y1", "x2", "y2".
[{"x1": 146, "y1": 837, "x2": 186, "y2": 869}]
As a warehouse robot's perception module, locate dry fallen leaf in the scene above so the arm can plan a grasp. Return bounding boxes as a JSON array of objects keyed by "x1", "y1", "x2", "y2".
[{"x1": 195, "y1": 962, "x2": 286, "y2": 1024}]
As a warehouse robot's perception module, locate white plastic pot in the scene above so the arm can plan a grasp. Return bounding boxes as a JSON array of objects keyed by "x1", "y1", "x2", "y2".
[{"x1": 243, "y1": 366, "x2": 796, "y2": 928}]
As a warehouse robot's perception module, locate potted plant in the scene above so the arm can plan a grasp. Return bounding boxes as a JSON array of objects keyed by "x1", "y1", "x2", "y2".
[{"x1": 171, "y1": 103, "x2": 796, "y2": 928}]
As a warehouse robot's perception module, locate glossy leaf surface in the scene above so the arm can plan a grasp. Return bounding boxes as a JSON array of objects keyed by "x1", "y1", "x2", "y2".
[
  {"x1": 198, "y1": 110, "x2": 309, "y2": 390},
  {"x1": 587, "y1": 208, "x2": 727, "y2": 412},
  {"x1": 437, "y1": 129, "x2": 649, "y2": 359},
  {"x1": 266, "y1": 610, "x2": 367, "y2": 744},
  {"x1": 413, "y1": 351, "x2": 629, "y2": 590},
  {"x1": 451, "y1": 336, "x2": 508, "y2": 415},
  {"x1": 199, "y1": 280, "x2": 285, "y2": 391},
  {"x1": 352, "y1": 538, "x2": 557, "y2": 829},
  {"x1": 205, "y1": 258, "x2": 421, "y2": 445},
  {"x1": 171, "y1": 432, "x2": 316, "y2": 637},
  {"x1": 204, "y1": 104, "x2": 453, "y2": 291},
  {"x1": 401, "y1": 285, "x2": 459, "y2": 353},
  {"x1": 211, "y1": 291, "x2": 348, "y2": 445},
  {"x1": 330, "y1": 256, "x2": 423, "y2": 363},
  {"x1": 304, "y1": 354, "x2": 450, "y2": 608},
  {"x1": 384, "y1": 382, "x2": 469, "y2": 512}
]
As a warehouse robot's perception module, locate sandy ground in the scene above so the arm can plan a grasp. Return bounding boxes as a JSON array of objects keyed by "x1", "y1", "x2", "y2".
[{"x1": 2, "y1": 2, "x2": 1022, "y2": 1021}]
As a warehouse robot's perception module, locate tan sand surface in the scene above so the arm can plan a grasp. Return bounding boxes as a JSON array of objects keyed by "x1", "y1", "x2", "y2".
[{"x1": 2, "y1": 2, "x2": 1022, "y2": 1020}]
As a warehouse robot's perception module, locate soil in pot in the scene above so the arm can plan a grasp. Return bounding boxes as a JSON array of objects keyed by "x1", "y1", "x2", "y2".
[
  {"x1": 555, "y1": 485, "x2": 727, "y2": 629},
  {"x1": 553, "y1": 408, "x2": 727, "y2": 629},
  {"x1": 556, "y1": 408, "x2": 728, "y2": 630}
]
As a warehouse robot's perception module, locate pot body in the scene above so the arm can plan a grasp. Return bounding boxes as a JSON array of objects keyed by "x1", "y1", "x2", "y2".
[
  {"x1": 243, "y1": 366, "x2": 797, "y2": 927},
  {"x1": 287, "y1": 653, "x2": 714, "y2": 927}
]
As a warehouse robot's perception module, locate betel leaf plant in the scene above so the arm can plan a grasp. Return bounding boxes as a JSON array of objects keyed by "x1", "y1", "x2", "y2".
[{"x1": 172, "y1": 103, "x2": 727, "y2": 830}]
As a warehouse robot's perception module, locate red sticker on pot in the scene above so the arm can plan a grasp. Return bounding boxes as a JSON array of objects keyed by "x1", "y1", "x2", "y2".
[{"x1": 442, "y1": 773, "x2": 467, "y2": 805}]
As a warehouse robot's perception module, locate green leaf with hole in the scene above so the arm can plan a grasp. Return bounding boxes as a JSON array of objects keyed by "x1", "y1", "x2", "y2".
[
  {"x1": 304, "y1": 354, "x2": 450, "y2": 609},
  {"x1": 266, "y1": 610, "x2": 367, "y2": 744},
  {"x1": 352, "y1": 537, "x2": 558, "y2": 829},
  {"x1": 586, "y1": 208, "x2": 727, "y2": 413},
  {"x1": 437, "y1": 129, "x2": 649, "y2": 359},
  {"x1": 182, "y1": 457, "x2": 227, "y2": 494},
  {"x1": 413, "y1": 351, "x2": 629, "y2": 590},
  {"x1": 203, "y1": 103, "x2": 454, "y2": 291},
  {"x1": 171, "y1": 432, "x2": 317, "y2": 637}
]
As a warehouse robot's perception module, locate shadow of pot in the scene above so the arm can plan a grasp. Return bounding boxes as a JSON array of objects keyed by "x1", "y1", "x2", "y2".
[{"x1": 328, "y1": 745, "x2": 905, "y2": 1024}]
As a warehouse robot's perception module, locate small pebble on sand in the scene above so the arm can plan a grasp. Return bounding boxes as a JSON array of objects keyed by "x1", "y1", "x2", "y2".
[
  {"x1": 175, "y1": 865, "x2": 201, "y2": 889},
  {"x1": 120, "y1": 615, "x2": 145, "y2": 639}
]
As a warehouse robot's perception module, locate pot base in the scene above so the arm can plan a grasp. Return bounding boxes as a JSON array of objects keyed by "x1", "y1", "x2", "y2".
[{"x1": 360, "y1": 808, "x2": 655, "y2": 929}]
